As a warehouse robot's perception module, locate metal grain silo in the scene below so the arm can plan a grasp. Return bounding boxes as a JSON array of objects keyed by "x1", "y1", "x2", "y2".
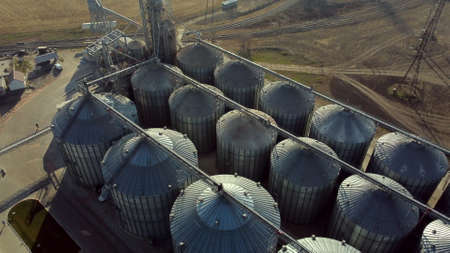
[
  {"x1": 217, "y1": 109, "x2": 278, "y2": 181},
  {"x1": 176, "y1": 43, "x2": 223, "y2": 84},
  {"x1": 259, "y1": 81, "x2": 315, "y2": 136},
  {"x1": 309, "y1": 104, "x2": 376, "y2": 167},
  {"x1": 368, "y1": 132, "x2": 448, "y2": 201},
  {"x1": 169, "y1": 84, "x2": 225, "y2": 153},
  {"x1": 329, "y1": 173, "x2": 419, "y2": 253},
  {"x1": 51, "y1": 93, "x2": 139, "y2": 187},
  {"x1": 170, "y1": 174, "x2": 281, "y2": 253},
  {"x1": 128, "y1": 39, "x2": 146, "y2": 60},
  {"x1": 214, "y1": 60, "x2": 264, "y2": 108},
  {"x1": 278, "y1": 236, "x2": 360, "y2": 253},
  {"x1": 131, "y1": 62, "x2": 184, "y2": 128},
  {"x1": 420, "y1": 219, "x2": 450, "y2": 253},
  {"x1": 437, "y1": 187, "x2": 450, "y2": 217},
  {"x1": 269, "y1": 137, "x2": 340, "y2": 224},
  {"x1": 102, "y1": 128, "x2": 198, "y2": 240}
]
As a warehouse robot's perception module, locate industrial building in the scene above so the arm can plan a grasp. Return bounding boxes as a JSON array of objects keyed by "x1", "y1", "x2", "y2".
[{"x1": 3, "y1": 0, "x2": 447, "y2": 253}]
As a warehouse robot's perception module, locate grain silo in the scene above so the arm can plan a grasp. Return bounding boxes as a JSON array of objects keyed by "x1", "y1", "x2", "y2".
[
  {"x1": 368, "y1": 132, "x2": 448, "y2": 201},
  {"x1": 420, "y1": 219, "x2": 450, "y2": 253},
  {"x1": 258, "y1": 81, "x2": 315, "y2": 136},
  {"x1": 176, "y1": 43, "x2": 223, "y2": 84},
  {"x1": 214, "y1": 60, "x2": 264, "y2": 108},
  {"x1": 437, "y1": 187, "x2": 450, "y2": 217},
  {"x1": 131, "y1": 62, "x2": 184, "y2": 128},
  {"x1": 112, "y1": 72, "x2": 133, "y2": 100},
  {"x1": 329, "y1": 173, "x2": 419, "y2": 253},
  {"x1": 128, "y1": 39, "x2": 146, "y2": 60},
  {"x1": 169, "y1": 84, "x2": 225, "y2": 153},
  {"x1": 309, "y1": 104, "x2": 376, "y2": 167},
  {"x1": 269, "y1": 137, "x2": 340, "y2": 224},
  {"x1": 170, "y1": 174, "x2": 281, "y2": 253},
  {"x1": 278, "y1": 236, "x2": 360, "y2": 253},
  {"x1": 102, "y1": 128, "x2": 198, "y2": 240},
  {"x1": 51, "y1": 93, "x2": 139, "y2": 187},
  {"x1": 159, "y1": 19, "x2": 177, "y2": 64},
  {"x1": 217, "y1": 109, "x2": 277, "y2": 181}
]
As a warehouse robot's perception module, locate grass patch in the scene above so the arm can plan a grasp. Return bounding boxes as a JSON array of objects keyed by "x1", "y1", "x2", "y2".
[
  {"x1": 250, "y1": 48, "x2": 298, "y2": 65},
  {"x1": 277, "y1": 71, "x2": 326, "y2": 86},
  {"x1": 8, "y1": 199, "x2": 80, "y2": 253},
  {"x1": 0, "y1": 28, "x2": 93, "y2": 46}
]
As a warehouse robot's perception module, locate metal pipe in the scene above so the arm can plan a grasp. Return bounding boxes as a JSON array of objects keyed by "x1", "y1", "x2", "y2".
[
  {"x1": 84, "y1": 86, "x2": 312, "y2": 253},
  {"x1": 159, "y1": 63, "x2": 450, "y2": 223},
  {"x1": 198, "y1": 39, "x2": 450, "y2": 155}
]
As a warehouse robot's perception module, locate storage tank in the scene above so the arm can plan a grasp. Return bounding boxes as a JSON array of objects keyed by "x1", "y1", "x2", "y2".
[
  {"x1": 368, "y1": 132, "x2": 448, "y2": 201},
  {"x1": 329, "y1": 173, "x2": 419, "y2": 253},
  {"x1": 309, "y1": 104, "x2": 376, "y2": 167},
  {"x1": 278, "y1": 236, "x2": 360, "y2": 253},
  {"x1": 420, "y1": 219, "x2": 450, "y2": 253},
  {"x1": 102, "y1": 128, "x2": 198, "y2": 240},
  {"x1": 217, "y1": 109, "x2": 278, "y2": 181},
  {"x1": 258, "y1": 81, "x2": 315, "y2": 136},
  {"x1": 51, "y1": 93, "x2": 139, "y2": 187},
  {"x1": 169, "y1": 84, "x2": 225, "y2": 153},
  {"x1": 437, "y1": 187, "x2": 450, "y2": 217},
  {"x1": 269, "y1": 137, "x2": 340, "y2": 224},
  {"x1": 176, "y1": 43, "x2": 223, "y2": 84},
  {"x1": 214, "y1": 60, "x2": 264, "y2": 108},
  {"x1": 131, "y1": 62, "x2": 184, "y2": 128},
  {"x1": 170, "y1": 174, "x2": 281, "y2": 253},
  {"x1": 128, "y1": 39, "x2": 146, "y2": 60},
  {"x1": 159, "y1": 19, "x2": 177, "y2": 64}
]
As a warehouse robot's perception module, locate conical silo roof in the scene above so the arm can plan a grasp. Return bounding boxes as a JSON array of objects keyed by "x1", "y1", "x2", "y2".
[
  {"x1": 369, "y1": 132, "x2": 448, "y2": 200},
  {"x1": 279, "y1": 236, "x2": 360, "y2": 253},
  {"x1": 177, "y1": 43, "x2": 223, "y2": 69},
  {"x1": 217, "y1": 109, "x2": 277, "y2": 150},
  {"x1": 170, "y1": 174, "x2": 281, "y2": 253},
  {"x1": 102, "y1": 128, "x2": 198, "y2": 196},
  {"x1": 131, "y1": 62, "x2": 183, "y2": 92},
  {"x1": 271, "y1": 137, "x2": 340, "y2": 188},
  {"x1": 336, "y1": 173, "x2": 419, "y2": 238},
  {"x1": 52, "y1": 93, "x2": 138, "y2": 145},
  {"x1": 259, "y1": 81, "x2": 314, "y2": 117},
  {"x1": 214, "y1": 60, "x2": 262, "y2": 90},
  {"x1": 311, "y1": 104, "x2": 375, "y2": 144},
  {"x1": 169, "y1": 84, "x2": 223, "y2": 117},
  {"x1": 420, "y1": 219, "x2": 450, "y2": 252}
]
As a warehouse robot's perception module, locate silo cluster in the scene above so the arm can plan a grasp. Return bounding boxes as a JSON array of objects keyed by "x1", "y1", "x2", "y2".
[
  {"x1": 170, "y1": 174, "x2": 281, "y2": 253},
  {"x1": 101, "y1": 128, "x2": 198, "y2": 240},
  {"x1": 131, "y1": 62, "x2": 184, "y2": 127},
  {"x1": 279, "y1": 236, "x2": 360, "y2": 253},
  {"x1": 258, "y1": 81, "x2": 315, "y2": 136},
  {"x1": 329, "y1": 173, "x2": 419, "y2": 253},
  {"x1": 269, "y1": 137, "x2": 340, "y2": 224},
  {"x1": 309, "y1": 104, "x2": 376, "y2": 166},
  {"x1": 368, "y1": 132, "x2": 448, "y2": 201},
  {"x1": 176, "y1": 43, "x2": 224, "y2": 84},
  {"x1": 169, "y1": 84, "x2": 225, "y2": 153},
  {"x1": 216, "y1": 109, "x2": 278, "y2": 181},
  {"x1": 214, "y1": 60, "x2": 264, "y2": 108},
  {"x1": 420, "y1": 219, "x2": 450, "y2": 253},
  {"x1": 51, "y1": 93, "x2": 138, "y2": 187}
]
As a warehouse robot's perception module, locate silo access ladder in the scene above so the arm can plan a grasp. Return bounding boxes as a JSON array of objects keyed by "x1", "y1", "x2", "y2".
[{"x1": 86, "y1": 29, "x2": 124, "y2": 56}]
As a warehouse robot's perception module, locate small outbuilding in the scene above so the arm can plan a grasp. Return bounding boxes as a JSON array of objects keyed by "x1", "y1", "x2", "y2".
[{"x1": 8, "y1": 71, "x2": 26, "y2": 91}]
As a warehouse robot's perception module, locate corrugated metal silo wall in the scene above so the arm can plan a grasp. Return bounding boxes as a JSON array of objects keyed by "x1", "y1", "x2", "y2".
[
  {"x1": 214, "y1": 70, "x2": 264, "y2": 109},
  {"x1": 420, "y1": 220, "x2": 450, "y2": 253},
  {"x1": 60, "y1": 141, "x2": 110, "y2": 187},
  {"x1": 259, "y1": 102, "x2": 312, "y2": 137},
  {"x1": 110, "y1": 188, "x2": 180, "y2": 240},
  {"x1": 269, "y1": 170, "x2": 336, "y2": 224},
  {"x1": 177, "y1": 60, "x2": 217, "y2": 85},
  {"x1": 134, "y1": 87, "x2": 174, "y2": 128}
]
